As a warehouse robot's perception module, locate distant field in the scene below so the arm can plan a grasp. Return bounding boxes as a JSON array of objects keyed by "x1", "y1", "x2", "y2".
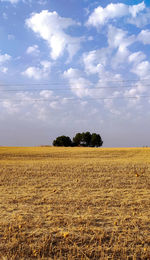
[{"x1": 0, "y1": 147, "x2": 150, "y2": 259}]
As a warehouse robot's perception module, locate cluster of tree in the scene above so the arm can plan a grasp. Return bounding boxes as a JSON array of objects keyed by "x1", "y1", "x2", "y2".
[{"x1": 53, "y1": 132, "x2": 103, "y2": 147}]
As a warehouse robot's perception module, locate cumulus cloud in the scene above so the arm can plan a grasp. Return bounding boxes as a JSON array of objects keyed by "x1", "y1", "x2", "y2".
[
  {"x1": 123, "y1": 78, "x2": 148, "y2": 108},
  {"x1": 129, "y1": 2, "x2": 145, "y2": 18},
  {"x1": 0, "y1": 53, "x2": 11, "y2": 63},
  {"x1": 83, "y1": 25, "x2": 135, "y2": 74},
  {"x1": 26, "y1": 10, "x2": 83, "y2": 60},
  {"x1": 138, "y1": 30, "x2": 150, "y2": 44},
  {"x1": 128, "y1": 51, "x2": 146, "y2": 64},
  {"x1": 64, "y1": 68, "x2": 92, "y2": 98},
  {"x1": 127, "y1": 51, "x2": 150, "y2": 101},
  {"x1": 22, "y1": 60, "x2": 51, "y2": 80},
  {"x1": 107, "y1": 26, "x2": 135, "y2": 68},
  {"x1": 0, "y1": 52, "x2": 11, "y2": 73},
  {"x1": 26, "y1": 44, "x2": 40, "y2": 55},
  {"x1": 131, "y1": 61, "x2": 150, "y2": 79},
  {"x1": 127, "y1": 8, "x2": 150, "y2": 27},
  {"x1": 86, "y1": 2, "x2": 145, "y2": 28},
  {"x1": 83, "y1": 48, "x2": 110, "y2": 75},
  {"x1": 63, "y1": 66, "x2": 123, "y2": 108},
  {"x1": 107, "y1": 26, "x2": 135, "y2": 49}
]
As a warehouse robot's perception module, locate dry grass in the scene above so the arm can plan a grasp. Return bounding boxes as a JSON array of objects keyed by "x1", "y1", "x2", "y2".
[{"x1": 0, "y1": 147, "x2": 150, "y2": 259}]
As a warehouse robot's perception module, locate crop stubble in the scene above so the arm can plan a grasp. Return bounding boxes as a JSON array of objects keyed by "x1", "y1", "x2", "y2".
[{"x1": 0, "y1": 147, "x2": 150, "y2": 259}]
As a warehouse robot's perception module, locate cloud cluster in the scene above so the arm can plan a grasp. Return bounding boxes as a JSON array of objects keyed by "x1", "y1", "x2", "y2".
[
  {"x1": 22, "y1": 60, "x2": 51, "y2": 80},
  {"x1": 1, "y1": 0, "x2": 150, "y2": 124},
  {"x1": 87, "y1": 2, "x2": 145, "y2": 28},
  {"x1": 26, "y1": 10, "x2": 83, "y2": 60},
  {"x1": 64, "y1": 68, "x2": 92, "y2": 98}
]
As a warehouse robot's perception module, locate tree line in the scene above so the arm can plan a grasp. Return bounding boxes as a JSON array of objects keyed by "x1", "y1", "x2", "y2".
[{"x1": 53, "y1": 132, "x2": 103, "y2": 147}]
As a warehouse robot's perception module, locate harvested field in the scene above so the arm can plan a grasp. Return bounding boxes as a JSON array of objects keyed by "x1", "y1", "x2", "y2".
[{"x1": 0, "y1": 147, "x2": 150, "y2": 259}]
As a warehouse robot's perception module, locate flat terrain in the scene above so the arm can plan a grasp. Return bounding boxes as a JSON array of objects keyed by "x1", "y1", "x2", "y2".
[{"x1": 0, "y1": 147, "x2": 150, "y2": 259}]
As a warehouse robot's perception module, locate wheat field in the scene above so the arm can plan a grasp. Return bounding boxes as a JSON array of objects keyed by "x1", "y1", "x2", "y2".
[{"x1": 0, "y1": 147, "x2": 150, "y2": 259}]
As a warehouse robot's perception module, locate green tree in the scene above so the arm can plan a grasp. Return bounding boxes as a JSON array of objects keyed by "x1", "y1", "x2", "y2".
[
  {"x1": 53, "y1": 136, "x2": 72, "y2": 147},
  {"x1": 82, "y1": 131, "x2": 92, "y2": 146},
  {"x1": 53, "y1": 132, "x2": 103, "y2": 147},
  {"x1": 90, "y1": 133, "x2": 103, "y2": 147},
  {"x1": 73, "y1": 133, "x2": 82, "y2": 146}
]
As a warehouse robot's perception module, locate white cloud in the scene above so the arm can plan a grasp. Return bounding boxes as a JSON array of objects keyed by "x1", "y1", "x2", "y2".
[
  {"x1": 127, "y1": 9, "x2": 150, "y2": 27},
  {"x1": 49, "y1": 101, "x2": 59, "y2": 109},
  {"x1": 87, "y1": 2, "x2": 145, "y2": 28},
  {"x1": 104, "y1": 98, "x2": 121, "y2": 115},
  {"x1": 138, "y1": 30, "x2": 150, "y2": 44},
  {"x1": 127, "y1": 52, "x2": 150, "y2": 101},
  {"x1": 0, "y1": 52, "x2": 11, "y2": 73},
  {"x1": 87, "y1": 3, "x2": 128, "y2": 27},
  {"x1": 123, "y1": 79, "x2": 148, "y2": 108},
  {"x1": 2, "y1": 100, "x2": 19, "y2": 114},
  {"x1": 26, "y1": 44, "x2": 40, "y2": 55},
  {"x1": 1, "y1": 0, "x2": 19, "y2": 3},
  {"x1": 63, "y1": 66, "x2": 122, "y2": 104},
  {"x1": 128, "y1": 51, "x2": 146, "y2": 64},
  {"x1": 83, "y1": 48, "x2": 110, "y2": 75},
  {"x1": 26, "y1": 10, "x2": 82, "y2": 60},
  {"x1": 0, "y1": 53, "x2": 11, "y2": 63},
  {"x1": 38, "y1": 0, "x2": 47, "y2": 5},
  {"x1": 40, "y1": 90, "x2": 53, "y2": 99},
  {"x1": 129, "y1": 2, "x2": 145, "y2": 18},
  {"x1": 131, "y1": 61, "x2": 150, "y2": 78},
  {"x1": 64, "y1": 68, "x2": 92, "y2": 98},
  {"x1": 107, "y1": 26, "x2": 135, "y2": 68},
  {"x1": 22, "y1": 60, "x2": 51, "y2": 80},
  {"x1": 83, "y1": 26, "x2": 135, "y2": 74},
  {"x1": 107, "y1": 26, "x2": 135, "y2": 49}
]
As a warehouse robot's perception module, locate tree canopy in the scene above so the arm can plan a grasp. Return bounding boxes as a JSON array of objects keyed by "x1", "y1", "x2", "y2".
[
  {"x1": 53, "y1": 132, "x2": 103, "y2": 147},
  {"x1": 53, "y1": 135, "x2": 72, "y2": 147}
]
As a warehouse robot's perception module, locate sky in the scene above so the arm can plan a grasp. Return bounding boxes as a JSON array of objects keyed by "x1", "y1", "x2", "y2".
[{"x1": 0, "y1": 0, "x2": 150, "y2": 147}]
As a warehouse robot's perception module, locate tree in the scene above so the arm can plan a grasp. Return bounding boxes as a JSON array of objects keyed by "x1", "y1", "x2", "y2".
[
  {"x1": 73, "y1": 132, "x2": 92, "y2": 146},
  {"x1": 53, "y1": 132, "x2": 103, "y2": 147},
  {"x1": 90, "y1": 133, "x2": 103, "y2": 147},
  {"x1": 53, "y1": 135, "x2": 72, "y2": 147},
  {"x1": 73, "y1": 133, "x2": 82, "y2": 146},
  {"x1": 82, "y1": 131, "x2": 92, "y2": 146}
]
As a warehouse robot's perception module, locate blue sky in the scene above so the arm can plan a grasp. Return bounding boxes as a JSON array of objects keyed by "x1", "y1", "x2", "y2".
[{"x1": 0, "y1": 0, "x2": 150, "y2": 146}]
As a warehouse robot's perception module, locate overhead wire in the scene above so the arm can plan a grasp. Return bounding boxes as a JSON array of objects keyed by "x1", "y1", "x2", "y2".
[
  {"x1": 0, "y1": 77, "x2": 150, "y2": 86},
  {"x1": 0, "y1": 84, "x2": 150, "y2": 92},
  {"x1": 0, "y1": 95, "x2": 150, "y2": 102},
  {"x1": 0, "y1": 78, "x2": 150, "y2": 103},
  {"x1": 0, "y1": 78, "x2": 149, "y2": 91}
]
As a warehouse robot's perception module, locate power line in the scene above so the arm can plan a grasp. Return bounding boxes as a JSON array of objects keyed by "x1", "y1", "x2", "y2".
[
  {"x1": 0, "y1": 79, "x2": 149, "y2": 87},
  {"x1": 0, "y1": 85, "x2": 150, "y2": 92},
  {"x1": 0, "y1": 78, "x2": 150, "y2": 87},
  {"x1": 0, "y1": 95, "x2": 150, "y2": 102}
]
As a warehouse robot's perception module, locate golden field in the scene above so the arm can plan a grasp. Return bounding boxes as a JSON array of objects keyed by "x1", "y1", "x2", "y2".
[{"x1": 0, "y1": 147, "x2": 150, "y2": 259}]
